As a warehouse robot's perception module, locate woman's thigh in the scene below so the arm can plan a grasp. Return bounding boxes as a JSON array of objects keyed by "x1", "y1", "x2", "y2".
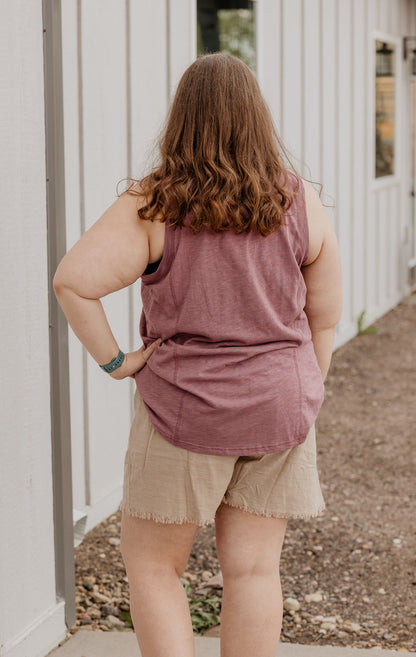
[
  {"x1": 214, "y1": 502, "x2": 288, "y2": 578},
  {"x1": 120, "y1": 512, "x2": 200, "y2": 578}
]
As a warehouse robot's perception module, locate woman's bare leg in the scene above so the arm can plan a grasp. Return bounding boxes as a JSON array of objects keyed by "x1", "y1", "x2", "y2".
[
  {"x1": 120, "y1": 511, "x2": 200, "y2": 657},
  {"x1": 215, "y1": 502, "x2": 288, "y2": 657}
]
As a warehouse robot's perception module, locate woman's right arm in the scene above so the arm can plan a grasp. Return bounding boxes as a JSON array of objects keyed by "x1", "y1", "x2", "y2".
[{"x1": 301, "y1": 179, "x2": 343, "y2": 382}]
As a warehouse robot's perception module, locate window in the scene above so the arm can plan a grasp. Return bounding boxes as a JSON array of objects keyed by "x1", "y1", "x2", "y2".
[
  {"x1": 197, "y1": 0, "x2": 257, "y2": 72},
  {"x1": 375, "y1": 39, "x2": 396, "y2": 178}
]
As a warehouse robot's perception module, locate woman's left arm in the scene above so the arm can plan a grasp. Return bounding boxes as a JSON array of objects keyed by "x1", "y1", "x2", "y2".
[{"x1": 53, "y1": 186, "x2": 162, "y2": 380}]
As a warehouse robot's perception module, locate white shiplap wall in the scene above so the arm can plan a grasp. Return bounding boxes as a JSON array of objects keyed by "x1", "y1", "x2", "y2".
[
  {"x1": 80, "y1": 0, "x2": 131, "y2": 518},
  {"x1": 61, "y1": 0, "x2": 196, "y2": 533},
  {"x1": 60, "y1": 0, "x2": 416, "y2": 535},
  {"x1": 0, "y1": 2, "x2": 66, "y2": 656},
  {"x1": 258, "y1": 0, "x2": 416, "y2": 347},
  {"x1": 2, "y1": 2, "x2": 414, "y2": 657}
]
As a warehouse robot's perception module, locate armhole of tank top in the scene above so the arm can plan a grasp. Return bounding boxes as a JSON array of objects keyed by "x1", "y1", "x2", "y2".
[
  {"x1": 296, "y1": 176, "x2": 310, "y2": 267},
  {"x1": 141, "y1": 218, "x2": 173, "y2": 285}
]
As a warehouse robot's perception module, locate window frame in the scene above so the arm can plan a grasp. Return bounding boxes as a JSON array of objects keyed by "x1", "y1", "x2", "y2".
[{"x1": 369, "y1": 30, "x2": 402, "y2": 190}]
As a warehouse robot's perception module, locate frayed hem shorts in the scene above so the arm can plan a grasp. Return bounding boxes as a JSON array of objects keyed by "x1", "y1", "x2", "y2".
[{"x1": 118, "y1": 389, "x2": 326, "y2": 527}]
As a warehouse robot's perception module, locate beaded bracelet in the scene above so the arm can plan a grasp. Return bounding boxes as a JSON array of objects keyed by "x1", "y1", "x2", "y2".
[{"x1": 99, "y1": 349, "x2": 126, "y2": 373}]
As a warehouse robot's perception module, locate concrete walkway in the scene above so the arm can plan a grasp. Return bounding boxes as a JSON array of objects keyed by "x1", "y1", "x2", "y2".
[{"x1": 46, "y1": 629, "x2": 406, "y2": 657}]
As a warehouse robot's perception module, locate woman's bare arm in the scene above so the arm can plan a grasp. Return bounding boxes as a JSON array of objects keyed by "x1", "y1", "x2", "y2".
[
  {"x1": 53, "y1": 187, "x2": 161, "y2": 378},
  {"x1": 301, "y1": 179, "x2": 343, "y2": 381}
]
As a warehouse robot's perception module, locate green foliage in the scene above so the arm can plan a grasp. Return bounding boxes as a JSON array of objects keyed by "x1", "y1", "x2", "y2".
[
  {"x1": 116, "y1": 582, "x2": 222, "y2": 635},
  {"x1": 217, "y1": 9, "x2": 256, "y2": 71},
  {"x1": 119, "y1": 608, "x2": 134, "y2": 628},
  {"x1": 197, "y1": 6, "x2": 256, "y2": 71},
  {"x1": 357, "y1": 310, "x2": 378, "y2": 335},
  {"x1": 183, "y1": 581, "x2": 222, "y2": 635}
]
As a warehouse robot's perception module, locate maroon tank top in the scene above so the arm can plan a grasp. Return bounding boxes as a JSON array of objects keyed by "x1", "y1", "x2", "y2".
[{"x1": 134, "y1": 171, "x2": 324, "y2": 455}]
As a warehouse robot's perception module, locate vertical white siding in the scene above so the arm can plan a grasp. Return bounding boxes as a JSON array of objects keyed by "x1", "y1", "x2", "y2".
[
  {"x1": 59, "y1": 0, "x2": 415, "y2": 535},
  {"x1": 303, "y1": 0, "x2": 321, "y2": 183},
  {"x1": 321, "y1": 0, "x2": 338, "y2": 233},
  {"x1": 168, "y1": 0, "x2": 197, "y2": 96},
  {"x1": 271, "y1": 0, "x2": 413, "y2": 346},
  {"x1": 80, "y1": 0, "x2": 132, "y2": 511},
  {"x1": 61, "y1": 0, "x2": 87, "y2": 514},
  {"x1": 281, "y1": 0, "x2": 303, "y2": 163},
  {"x1": 399, "y1": 0, "x2": 416, "y2": 291},
  {"x1": 256, "y1": 0, "x2": 281, "y2": 120},
  {"x1": 337, "y1": 0, "x2": 354, "y2": 335},
  {"x1": 128, "y1": 0, "x2": 169, "y2": 176},
  {"x1": 3, "y1": 2, "x2": 414, "y2": 657},
  {"x1": 351, "y1": 0, "x2": 368, "y2": 323},
  {"x1": 365, "y1": 6, "x2": 405, "y2": 325},
  {"x1": 61, "y1": 1, "x2": 132, "y2": 528},
  {"x1": 390, "y1": 0, "x2": 402, "y2": 35},
  {"x1": 0, "y1": 2, "x2": 66, "y2": 656},
  {"x1": 128, "y1": 0, "x2": 170, "y2": 421},
  {"x1": 366, "y1": 0, "x2": 378, "y2": 319},
  {"x1": 61, "y1": 0, "x2": 174, "y2": 531}
]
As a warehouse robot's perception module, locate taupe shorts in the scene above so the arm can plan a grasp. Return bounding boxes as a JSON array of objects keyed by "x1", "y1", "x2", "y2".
[{"x1": 119, "y1": 389, "x2": 326, "y2": 526}]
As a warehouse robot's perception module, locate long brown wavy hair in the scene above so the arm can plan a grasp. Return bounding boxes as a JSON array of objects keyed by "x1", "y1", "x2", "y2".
[{"x1": 120, "y1": 52, "x2": 323, "y2": 236}]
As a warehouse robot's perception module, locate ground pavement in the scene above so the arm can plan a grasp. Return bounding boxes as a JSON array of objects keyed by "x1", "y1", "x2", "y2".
[{"x1": 46, "y1": 628, "x2": 406, "y2": 657}]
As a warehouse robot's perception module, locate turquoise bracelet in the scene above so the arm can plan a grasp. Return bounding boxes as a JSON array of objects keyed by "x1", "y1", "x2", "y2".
[{"x1": 99, "y1": 349, "x2": 126, "y2": 373}]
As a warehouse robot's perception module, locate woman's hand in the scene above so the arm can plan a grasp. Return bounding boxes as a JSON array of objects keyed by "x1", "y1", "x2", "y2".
[{"x1": 109, "y1": 338, "x2": 162, "y2": 381}]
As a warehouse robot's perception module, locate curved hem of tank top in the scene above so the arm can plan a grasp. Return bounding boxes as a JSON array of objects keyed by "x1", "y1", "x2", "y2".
[
  {"x1": 298, "y1": 397, "x2": 324, "y2": 441},
  {"x1": 141, "y1": 218, "x2": 173, "y2": 284},
  {"x1": 145, "y1": 425, "x2": 309, "y2": 456}
]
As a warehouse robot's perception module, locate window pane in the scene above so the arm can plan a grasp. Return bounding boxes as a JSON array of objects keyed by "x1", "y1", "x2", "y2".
[
  {"x1": 375, "y1": 40, "x2": 396, "y2": 178},
  {"x1": 197, "y1": 0, "x2": 257, "y2": 72}
]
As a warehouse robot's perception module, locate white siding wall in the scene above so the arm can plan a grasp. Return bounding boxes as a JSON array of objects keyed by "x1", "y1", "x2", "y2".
[
  {"x1": 258, "y1": 0, "x2": 416, "y2": 349},
  {"x1": 61, "y1": 0, "x2": 416, "y2": 537},
  {"x1": 60, "y1": 0, "x2": 173, "y2": 533},
  {"x1": 400, "y1": 0, "x2": 416, "y2": 285},
  {"x1": 0, "y1": 2, "x2": 66, "y2": 657},
  {"x1": 78, "y1": 0, "x2": 131, "y2": 524},
  {"x1": 2, "y1": 2, "x2": 415, "y2": 657}
]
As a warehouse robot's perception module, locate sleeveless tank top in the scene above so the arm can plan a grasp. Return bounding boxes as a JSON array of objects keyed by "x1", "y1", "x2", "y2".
[{"x1": 134, "y1": 171, "x2": 325, "y2": 455}]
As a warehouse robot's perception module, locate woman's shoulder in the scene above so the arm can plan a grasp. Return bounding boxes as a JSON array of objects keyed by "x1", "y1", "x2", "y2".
[
  {"x1": 125, "y1": 180, "x2": 165, "y2": 233},
  {"x1": 300, "y1": 178, "x2": 331, "y2": 267}
]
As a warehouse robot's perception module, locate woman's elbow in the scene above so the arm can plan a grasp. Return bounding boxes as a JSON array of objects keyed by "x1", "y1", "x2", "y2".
[
  {"x1": 330, "y1": 294, "x2": 343, "y2": 327},
  {"x1": 52, "y1": 262, "x2": 71, "y2": 296}
]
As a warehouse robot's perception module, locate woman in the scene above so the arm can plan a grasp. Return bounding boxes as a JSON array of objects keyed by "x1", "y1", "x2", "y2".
[{"x1": 54, "y1": 53, "x2": 342, "y2": 657}]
